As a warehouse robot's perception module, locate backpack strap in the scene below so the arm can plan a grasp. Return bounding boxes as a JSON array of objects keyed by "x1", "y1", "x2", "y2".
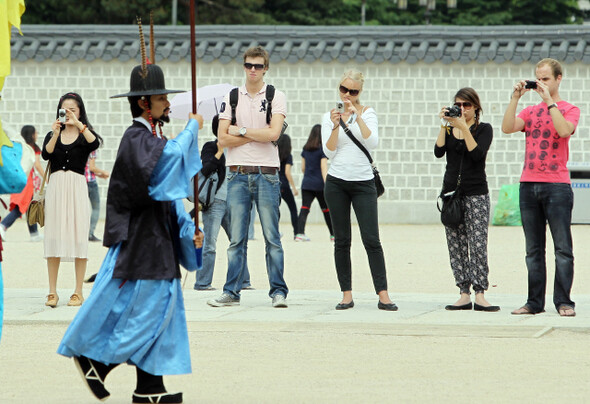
[
  {"x1": 229, "y1": 87, "x2": 239, "y2": 126},
  {"x1": 265, "y1": 84, "x2": 275, "y2": 125}
]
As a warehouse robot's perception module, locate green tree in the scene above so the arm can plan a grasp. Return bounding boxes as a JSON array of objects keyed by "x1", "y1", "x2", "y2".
[{"x1": 20, "y1": 0, "x2": 585, "y2": 25}]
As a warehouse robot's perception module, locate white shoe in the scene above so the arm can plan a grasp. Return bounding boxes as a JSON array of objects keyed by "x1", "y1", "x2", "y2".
[
  {"x1": 294, "y1": 234, "x2": 310, "y2": 242},
  {"x1": 0, "y1": 224, "x2": 6, "y2": 241},
  {"x1": 30, "y1": 233, "x2": 44, "y2": 242},
  {"x1": 272, "y1": 294, "x2": 288, "y2": 308},
  {"x1": 207, "y1": 293, "x2": 240, "y2": 307}
]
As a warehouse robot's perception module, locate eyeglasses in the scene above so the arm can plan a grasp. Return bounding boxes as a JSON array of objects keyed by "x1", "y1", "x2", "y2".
[
  {"x1": 339, "y1": 85, "x2": 361, "y2": 96},
  {"x1": 454, "y1": 102, "x2": 473, "y2": 109},
  {"x1": 244, "y1": 63, "x2": 265, "y2": 70}
]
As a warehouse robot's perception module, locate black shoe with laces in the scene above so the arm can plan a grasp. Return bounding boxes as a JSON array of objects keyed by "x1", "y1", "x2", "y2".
[{"x1": 73, "y1": 356, "x2": 110, "y2": 401}]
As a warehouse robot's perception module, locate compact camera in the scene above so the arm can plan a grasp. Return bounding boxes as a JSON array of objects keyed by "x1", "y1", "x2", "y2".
[
  {"x1": 336, "y1": 102, "x2": 345, "y2": 114},
  {"x1": 58, "y1": 109, "x2": 67, "y2": 124},
  {"x1": 525, "y1": 80, "x2": 537, "y2": 89},
  {"x1": 444, "y1": 105, "x2": 461, "y2": 118}
]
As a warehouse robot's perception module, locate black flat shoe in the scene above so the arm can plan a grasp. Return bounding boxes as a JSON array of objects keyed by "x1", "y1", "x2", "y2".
[
  {"x1": 378, "y1": 301, "x2": 398, "y2": 311},
  {"x1": 445, "y1": 302, "x2": 473, "y2": 311},
  {"x1": 73, "y1": 356, "x2": 110, "y2": 401},
  {"x1": 133, "y1": 392, "x2": 183, "y2": 403},
  {"x1": 474, "y1": 302, "x2": 500, "y2": 312},
  {"x1": 335, "y1": 301, "x2": 354, "y2": 310}
]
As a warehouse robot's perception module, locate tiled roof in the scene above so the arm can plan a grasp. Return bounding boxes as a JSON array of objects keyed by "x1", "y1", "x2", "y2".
[{"x1": 11, "y1": 24, "x2": 590, "y2": 64}]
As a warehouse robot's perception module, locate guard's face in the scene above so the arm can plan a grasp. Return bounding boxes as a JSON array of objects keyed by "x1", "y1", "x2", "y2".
[{"x1": 147, "y1": 94, "x2": 170, "y2": 122}]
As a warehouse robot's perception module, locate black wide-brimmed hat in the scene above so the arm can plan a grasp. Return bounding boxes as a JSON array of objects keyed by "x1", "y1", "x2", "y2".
[{"x1": 111, "y1": 64, "x2": 185, "y2": 98}]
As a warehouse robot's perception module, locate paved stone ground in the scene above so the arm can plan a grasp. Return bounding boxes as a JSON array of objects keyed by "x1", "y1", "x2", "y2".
[{"x1": 1, "y1": 221, "x2": 590, "y2": 403}]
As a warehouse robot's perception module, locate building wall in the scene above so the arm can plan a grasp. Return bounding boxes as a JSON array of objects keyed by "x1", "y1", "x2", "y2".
[{"x1": 1, "y1": 58, "x2": 588, "y2": 223}]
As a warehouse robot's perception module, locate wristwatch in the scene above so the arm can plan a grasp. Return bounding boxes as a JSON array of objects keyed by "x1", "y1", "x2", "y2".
[
  {"x1": 239, "y1": 127, "x2": 247, "y2": 136},
  {"x1": 548, "y1": 103, "x2": 558, "y2": 111}
]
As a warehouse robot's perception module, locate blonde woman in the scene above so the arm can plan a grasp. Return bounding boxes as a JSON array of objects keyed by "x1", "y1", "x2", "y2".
[{"x1": 322, "y1": 70, "x2": 396, "y2": 311}]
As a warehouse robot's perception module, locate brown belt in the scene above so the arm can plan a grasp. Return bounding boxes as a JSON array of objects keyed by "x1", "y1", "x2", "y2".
[{"x1": 229, "y1": 165, "x2": 278, "y2": 175}]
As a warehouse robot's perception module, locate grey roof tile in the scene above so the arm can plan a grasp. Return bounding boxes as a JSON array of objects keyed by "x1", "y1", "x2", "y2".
[{"x1": 10, "y1": 24, "x2": 590, "y2": 65}]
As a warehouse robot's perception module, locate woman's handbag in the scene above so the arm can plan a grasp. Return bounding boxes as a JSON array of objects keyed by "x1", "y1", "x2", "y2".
[
  {"x1": 437, "y1": 188, "x2": 463, "y2": 228},
  {"x1": 27, "y1": 162, "x2": 50, "y2": 227},
  {"x1": 339, "y1": 118, "x2": 385, "y2": 198}
]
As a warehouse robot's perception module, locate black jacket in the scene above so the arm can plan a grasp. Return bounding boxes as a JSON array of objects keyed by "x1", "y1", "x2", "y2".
[{"x1": 103, "y1": 121, "x2": 181, "y2": 280}]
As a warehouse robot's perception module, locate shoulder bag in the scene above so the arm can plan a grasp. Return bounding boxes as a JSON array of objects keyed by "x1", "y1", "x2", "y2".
[
  {"x1": 436, "y1": 127, "x2": 465, "y2": 228},
  {"x1": 338, "y1": 118, "x2": 385, "y2": 197},
  {"x1": 27, "y1": 162, "x2": 50, "y2": 227}
]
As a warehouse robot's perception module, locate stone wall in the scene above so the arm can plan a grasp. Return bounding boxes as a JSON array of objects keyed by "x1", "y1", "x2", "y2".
[{"x1": 1, "y1": 58, "x2": 588, "y2": 224}]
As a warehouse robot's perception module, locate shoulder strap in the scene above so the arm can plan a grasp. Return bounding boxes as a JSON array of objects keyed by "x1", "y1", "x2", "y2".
[
  {"x1": 229, "y1": 88, "x2": 239, "y2": 126},
  {"x1": 339, "y1": 118, "x2": 373, "y2": 165},
  {"x1": 265, "y1": 85, "x2": 275, "y2": 125}
]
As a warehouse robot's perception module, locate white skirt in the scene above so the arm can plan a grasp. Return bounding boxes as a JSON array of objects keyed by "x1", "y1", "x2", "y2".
[{"x1": 44, "y1": 170, "x2": 91, "y2": 261}]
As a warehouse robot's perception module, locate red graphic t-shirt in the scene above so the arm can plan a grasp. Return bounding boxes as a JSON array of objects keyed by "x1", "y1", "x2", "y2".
[{"x1": 517, "y1": 100, "x2": 580, "y2": 184}]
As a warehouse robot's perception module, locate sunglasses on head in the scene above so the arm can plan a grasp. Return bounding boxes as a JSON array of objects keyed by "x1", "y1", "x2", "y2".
[
  {"x1": 244, "y1": 63, "x2": 265, "y2": 70},
  {"x1": 339, "y1": 85, "x2": 360, "y2": 96},
  {"x1": 454, "y1": 102, "x2": 473, "y2": 109}
]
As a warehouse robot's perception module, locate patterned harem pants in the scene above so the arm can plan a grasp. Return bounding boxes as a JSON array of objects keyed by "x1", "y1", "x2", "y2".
[{"x1": 444, "y1": 193, "x2": 490, "y2": 294}]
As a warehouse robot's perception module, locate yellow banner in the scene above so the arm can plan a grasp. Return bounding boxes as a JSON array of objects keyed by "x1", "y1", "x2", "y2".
[{"x1": 0, "y1": 0, "x2": 26, "y2": 86}]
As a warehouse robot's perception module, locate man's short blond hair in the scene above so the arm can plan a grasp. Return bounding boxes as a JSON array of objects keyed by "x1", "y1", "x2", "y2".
[{"x1": 536, "y1": 58, "x2": 563, "y2": 78}]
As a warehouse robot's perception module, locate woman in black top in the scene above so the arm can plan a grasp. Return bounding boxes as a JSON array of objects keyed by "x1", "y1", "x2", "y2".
[
  {"x1": 277, "y1": 134, "x2": 299, "y2": 238},
  {"x1": 434, "y1": 87, "x2": 499, "y2": 312},
  {"x1": 42, "y1": 92, "x2": 100, "y2": 308}
]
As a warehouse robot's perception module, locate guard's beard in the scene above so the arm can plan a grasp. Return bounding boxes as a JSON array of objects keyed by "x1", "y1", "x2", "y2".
[{"x1": 158, "y1": 115, "x2": 170, "y2": 124}]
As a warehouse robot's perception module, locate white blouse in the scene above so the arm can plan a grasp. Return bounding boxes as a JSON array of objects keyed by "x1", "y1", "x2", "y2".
[{"x1": 321, "y1": 107, "x2": 379, "y2": 181}]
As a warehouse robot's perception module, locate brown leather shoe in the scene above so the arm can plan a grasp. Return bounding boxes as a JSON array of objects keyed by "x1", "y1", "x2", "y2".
[
  {"x1": 67, "y1": 293, "x2": 84, "y2": 306},
  {"x1": 45, "y1": 293, "x2": 59, "y2": 308}
]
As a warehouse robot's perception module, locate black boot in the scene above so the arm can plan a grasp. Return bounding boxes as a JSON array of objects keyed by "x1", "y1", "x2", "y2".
[
  {"x1": 133, "y1": 367, "x2": 182, "y2": 403},
  {"x1": 73, "y1": 355, "x2": 118, "y2": 401}
]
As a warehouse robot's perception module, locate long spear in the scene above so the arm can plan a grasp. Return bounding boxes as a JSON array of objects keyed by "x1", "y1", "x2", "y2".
[{"x1": 190, "y1": 0, "x2": 200, "y2": 236}]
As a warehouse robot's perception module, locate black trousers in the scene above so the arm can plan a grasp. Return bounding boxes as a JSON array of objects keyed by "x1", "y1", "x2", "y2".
[
  {"x1": 297, "y1": 189, "x2": 333, "y2": 236},
  {"x1": 280, "y1": 185, "x2": 299, "y2": 236},
  {"x1": 324, "y1": 175, "x2": 387, "y2": 293}
]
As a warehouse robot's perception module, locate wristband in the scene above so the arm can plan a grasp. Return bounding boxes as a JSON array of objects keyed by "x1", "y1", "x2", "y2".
[
  {"x1": 79, "y1": 124, "x2": 87, "y2": 134},
  {"x1": 332, "y1": 124, "x2": 339, "y2": 131}
]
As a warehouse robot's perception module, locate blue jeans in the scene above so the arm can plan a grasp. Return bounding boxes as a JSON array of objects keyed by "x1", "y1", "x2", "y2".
[
  {"x1": 87, "y1": 181, "x2": 100, "y2": 237},
  {"x1": 224, "y1": 170, "x2": 287, "y2": 299},
  {"x1": 1, "y1": 207, "x2": 37, "y2": 235},
  {"x1": 195, "y1": 198, "x2": 250, "y2": 289},
  {"x1": 519, "y1": 182, "x2": 575, "y2": 312}
]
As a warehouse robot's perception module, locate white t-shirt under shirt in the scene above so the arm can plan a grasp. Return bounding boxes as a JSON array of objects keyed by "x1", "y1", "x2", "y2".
[
  {"x1": 321, "y1": 107, "x2": 379, "y2": 181},
  {"x1": 218, "y1": 84, "x2": 287, "y2": 168}
]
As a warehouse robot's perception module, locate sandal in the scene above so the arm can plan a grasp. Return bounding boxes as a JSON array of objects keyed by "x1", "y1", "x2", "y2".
[
  {"x1": 558, "y1": 305, "x2": 576, "y2": 317},
  {"x1": 67, "y1": 293, "x2": 84, "y2": 306},
  {"x1": 45, "y1": 293, "x2": 59, "y2": 308},
  {"x1": 511, "y1": 305, "x2": 536, "y2": 315}
]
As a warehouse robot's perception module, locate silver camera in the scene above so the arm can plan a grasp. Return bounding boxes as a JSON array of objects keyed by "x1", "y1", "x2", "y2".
[
  {"x1": 336, "y1": 102, "x2": 345, "y2": 114},
  {"x1": 58, "y1": 109, "x2": 67, "y2": 124}
]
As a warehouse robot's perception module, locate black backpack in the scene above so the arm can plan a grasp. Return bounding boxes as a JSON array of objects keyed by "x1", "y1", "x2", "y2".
[
  {"x1": 195, "y1": 170, "x2": 219, "y2": 212},
  {"x1": 229, "y1": 85, "x2": 287, "y2": 144}
]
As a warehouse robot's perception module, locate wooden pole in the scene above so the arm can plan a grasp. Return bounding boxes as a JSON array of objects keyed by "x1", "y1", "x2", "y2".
[{"x1": 190, "y1": 0, "x2": 199, "y2": 233}]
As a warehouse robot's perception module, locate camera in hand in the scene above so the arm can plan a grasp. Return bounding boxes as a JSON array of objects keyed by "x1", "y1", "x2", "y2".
[
  {"x1": 444, "y1": 105, "x2": 461, "y2": 118},
  {"x1": 58, "y1": 109, "x2": 67, "y2": 124},
  {"x1": 525, "y1": 80, "x2": 537, "y2": 89},
  {"x1": 336, "y1": 102, "x2": 345, "y2": 114}
]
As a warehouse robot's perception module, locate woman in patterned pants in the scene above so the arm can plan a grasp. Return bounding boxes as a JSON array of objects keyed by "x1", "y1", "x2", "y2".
[{"x1": 434, "y1": 87, "x2": 500, "y2": 312}]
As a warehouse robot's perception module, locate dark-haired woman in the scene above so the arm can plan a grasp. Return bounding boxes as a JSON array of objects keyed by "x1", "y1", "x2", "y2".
[
  {"x1": 42, "y1": 92, "x2": 101, "y2": 307},
  {"x1": 0, "y1": 125, "x2": 45, "y2": 242},
  {"x1": 277, "y1": 134, "x2": 299, "y2": 238},
  {"x1": 435, "y1": 87, "x2": 499, "y2": 312},
  {"x1": 295, "y1": 124, "x2": 333, "y2": 242}
]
